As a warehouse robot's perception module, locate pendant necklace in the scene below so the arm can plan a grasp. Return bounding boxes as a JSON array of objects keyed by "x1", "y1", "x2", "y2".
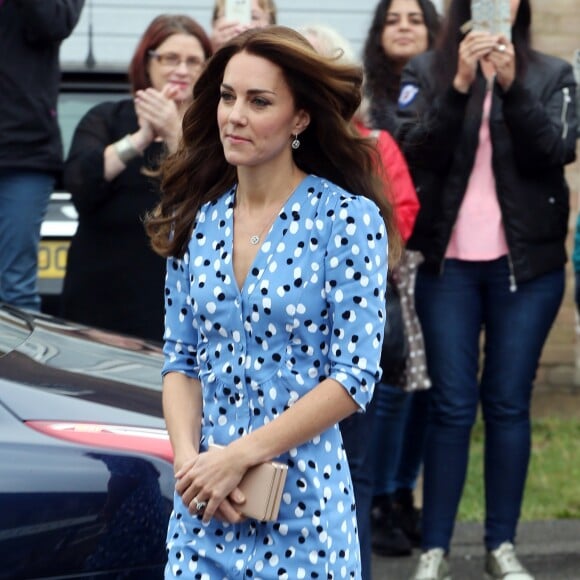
[
  {"x1": 249, "y1": 204, "x2": 283, "y2": 245},
  {"x1": 237, "y1": 182, "x2": 296, "y2": 246}
]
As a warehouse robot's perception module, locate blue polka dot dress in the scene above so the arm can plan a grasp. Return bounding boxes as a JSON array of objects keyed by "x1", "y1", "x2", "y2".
[{"x1": 163, "y1": 175, "x2": 388, "y2": 579}]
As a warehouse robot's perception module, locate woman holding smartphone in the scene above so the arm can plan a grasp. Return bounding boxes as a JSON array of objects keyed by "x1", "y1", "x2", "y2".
[
  {"x1": 396, "y1": 0, "x2": 577, "y2": 578},
  {"x1": 210, "y1": 0, "x2": 276, "y2": 50}
]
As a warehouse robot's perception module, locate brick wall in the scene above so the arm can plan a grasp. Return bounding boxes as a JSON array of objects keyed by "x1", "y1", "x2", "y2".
[
  {"x1": 532, "y1": 0, "x2": 580, "y2": 62},
  {"x1": 530, "y1": 0, "x2": 580, "y2": 388}
]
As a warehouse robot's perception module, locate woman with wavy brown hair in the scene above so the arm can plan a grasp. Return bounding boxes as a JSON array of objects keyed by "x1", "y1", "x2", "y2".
[
  {"x1": 363, "y1": 0, "x2": 440, "y2": 132},
  {"x1": 146, "y1": 25, "x2": 400, "y2": 579}
]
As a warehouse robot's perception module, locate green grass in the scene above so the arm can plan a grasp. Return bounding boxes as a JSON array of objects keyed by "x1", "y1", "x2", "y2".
[{"x1": 457, "y1": 417, "x2": 580, "y2": 521}]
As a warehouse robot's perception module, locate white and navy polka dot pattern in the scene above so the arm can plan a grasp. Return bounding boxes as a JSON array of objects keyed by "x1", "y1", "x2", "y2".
[{"x1": 163, "y1": 174, "x2": 388, "y2": 579}]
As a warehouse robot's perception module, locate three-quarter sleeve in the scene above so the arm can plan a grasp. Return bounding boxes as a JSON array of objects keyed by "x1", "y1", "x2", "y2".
[
  {"x1": 63, "y1": 100, "x2": 143, "y2": 218},
  {"x1": 324, "y1": 195, "x2": 388, "y2": 410},
  {"x1": 63, "y1": 102, "x2": 117, "y2": 215},
  {"x1": 162, "y1": 252, "x2": 200, "y2": 378}
]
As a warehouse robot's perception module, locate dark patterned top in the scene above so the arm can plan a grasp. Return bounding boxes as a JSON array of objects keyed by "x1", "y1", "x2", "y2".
[{"x1": 61, "y1": 99, "x2": 166, "y2": 342}]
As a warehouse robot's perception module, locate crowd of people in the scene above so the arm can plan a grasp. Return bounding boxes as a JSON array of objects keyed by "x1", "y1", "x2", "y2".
[{"x1": 1, "y1": 0, "x2": 578, "y2": 579}]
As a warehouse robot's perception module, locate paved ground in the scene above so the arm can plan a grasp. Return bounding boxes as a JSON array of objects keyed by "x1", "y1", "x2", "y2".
[{"x1": 372, "y1": 520, "x2": 580, "y2": 579}]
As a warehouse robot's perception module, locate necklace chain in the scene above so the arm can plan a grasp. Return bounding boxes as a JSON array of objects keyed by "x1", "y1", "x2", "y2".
[
  {"x1": 249, "y1": 203, "x2": 284, "y2": 245},
  {"x1": 236, "y1": 182, "x2": 296, "y2": 246}
]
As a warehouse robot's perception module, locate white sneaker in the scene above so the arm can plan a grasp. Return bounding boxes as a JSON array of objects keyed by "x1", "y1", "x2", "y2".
[
  {"x1": 484, "y1": 542, "x2": 535, "y2": 579},
  {"x1": 410, "y1": 548, "x2": 451, "y2": 580}
]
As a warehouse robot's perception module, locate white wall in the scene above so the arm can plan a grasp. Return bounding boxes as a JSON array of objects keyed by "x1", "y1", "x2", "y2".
[{"x1": 61, "y1": 0, "x2": 385, "y2": 68}]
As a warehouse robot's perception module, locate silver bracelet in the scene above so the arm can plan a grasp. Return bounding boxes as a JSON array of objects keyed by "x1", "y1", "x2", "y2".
[{"x1": 114, "y1": 134, "x2": 141, "y2": 164}]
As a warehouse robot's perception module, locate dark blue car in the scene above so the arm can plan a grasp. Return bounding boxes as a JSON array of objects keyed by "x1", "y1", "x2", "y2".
[{"x1": 0, "y1": 304, "x2": 174, "y2": 578}]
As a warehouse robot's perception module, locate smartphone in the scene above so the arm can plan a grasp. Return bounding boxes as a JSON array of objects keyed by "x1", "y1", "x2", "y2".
[
  {"x1": 224, "y1": 0, "x2": 252, "y2": 25},
  {"x1": 493, "y1": 0, "x2": 511, "y2": 41},
  {"x1": 470, "y1": 0, "x2": 511, "y2": 41},
  {"x1": 470, "y1": 0, "x2": 493, "y2": 34}
]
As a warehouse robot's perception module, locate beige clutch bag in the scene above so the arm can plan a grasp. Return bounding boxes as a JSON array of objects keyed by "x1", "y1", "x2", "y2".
[{"x1": 208, "y1": 444, "x2": 288, "y2": 521}]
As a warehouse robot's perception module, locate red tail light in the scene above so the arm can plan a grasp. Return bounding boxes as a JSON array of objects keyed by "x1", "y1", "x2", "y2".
[{"x1": 26, "y1": 421, "x2": 174, "y2": 463}]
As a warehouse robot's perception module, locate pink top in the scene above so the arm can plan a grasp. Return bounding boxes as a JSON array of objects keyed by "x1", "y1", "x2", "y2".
[{"x1": 446, "y1": 91, "x2": 509, "y2": 260}]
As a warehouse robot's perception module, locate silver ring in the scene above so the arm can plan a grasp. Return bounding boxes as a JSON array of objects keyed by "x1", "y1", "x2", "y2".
[
  {"x1": 193, "y1": 498, "x2": 207, "y2": 512},
  {"x1": 497, "y1": 43, "x2": 506, "y2": 53}
]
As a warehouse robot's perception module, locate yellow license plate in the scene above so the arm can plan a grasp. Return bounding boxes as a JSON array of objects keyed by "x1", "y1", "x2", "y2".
[{"x1": 38, "y1": 240, "x2": 70, "y2": 279}]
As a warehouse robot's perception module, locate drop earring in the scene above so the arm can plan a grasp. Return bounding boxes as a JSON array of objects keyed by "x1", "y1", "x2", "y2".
[{"x1": 291, "y1": 134, "x2": 300, "y2": 150}]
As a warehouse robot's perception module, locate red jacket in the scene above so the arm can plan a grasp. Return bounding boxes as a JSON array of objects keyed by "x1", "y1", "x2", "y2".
[{"x1": 356, "y1": 122, "x2": 419, "y2": 242}]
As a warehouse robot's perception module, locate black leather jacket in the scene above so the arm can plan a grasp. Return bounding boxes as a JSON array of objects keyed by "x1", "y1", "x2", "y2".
[{"x1": 397, "y1": 50, "x2": 577, "y2": 284}]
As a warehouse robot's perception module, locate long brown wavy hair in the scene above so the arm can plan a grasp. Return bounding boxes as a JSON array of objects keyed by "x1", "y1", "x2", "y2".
[
  {"x1": 363, "y1": 0, "x2": 440, "y2": 105},
  {"x1": 145, "y1": 25, "x2": 401, "y2": 265}
]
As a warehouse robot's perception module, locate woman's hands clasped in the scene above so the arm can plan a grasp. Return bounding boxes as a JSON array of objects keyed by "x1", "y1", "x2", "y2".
[
  {"x1": 134, "y1": 83, "x2": 183, "y2": 153},
  {"x1": 174, "y1": 444, "x2": 248, "y2": 524},
  {"x1": 454, "y1": 31, "x2": 516, "y2": 93}
]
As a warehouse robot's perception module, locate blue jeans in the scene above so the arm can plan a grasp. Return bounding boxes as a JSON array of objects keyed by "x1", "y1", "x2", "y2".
[
  {"x1": 394, "y1": 389, "x2": 429, "y2": 492},
  {"x1": 371, "y1": 384, "x2": 429, "y2": 497},
  {"x1": 340, "y1": 398, "x2": 376, "y2": 580},
  {"x1": 371, "y1": 382, "x2": 409, "y2": 496},
  {"x1": 416, "y1": 258, "x2": 564, "y2": 552},
  {"x1": 0, "y1": 170, "x2": 53, "y2": 310}
]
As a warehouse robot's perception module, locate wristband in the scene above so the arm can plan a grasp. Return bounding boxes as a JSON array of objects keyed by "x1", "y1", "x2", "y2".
[{"x1": 114, "y1": 134, "x2": 141, "y2": 164}]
